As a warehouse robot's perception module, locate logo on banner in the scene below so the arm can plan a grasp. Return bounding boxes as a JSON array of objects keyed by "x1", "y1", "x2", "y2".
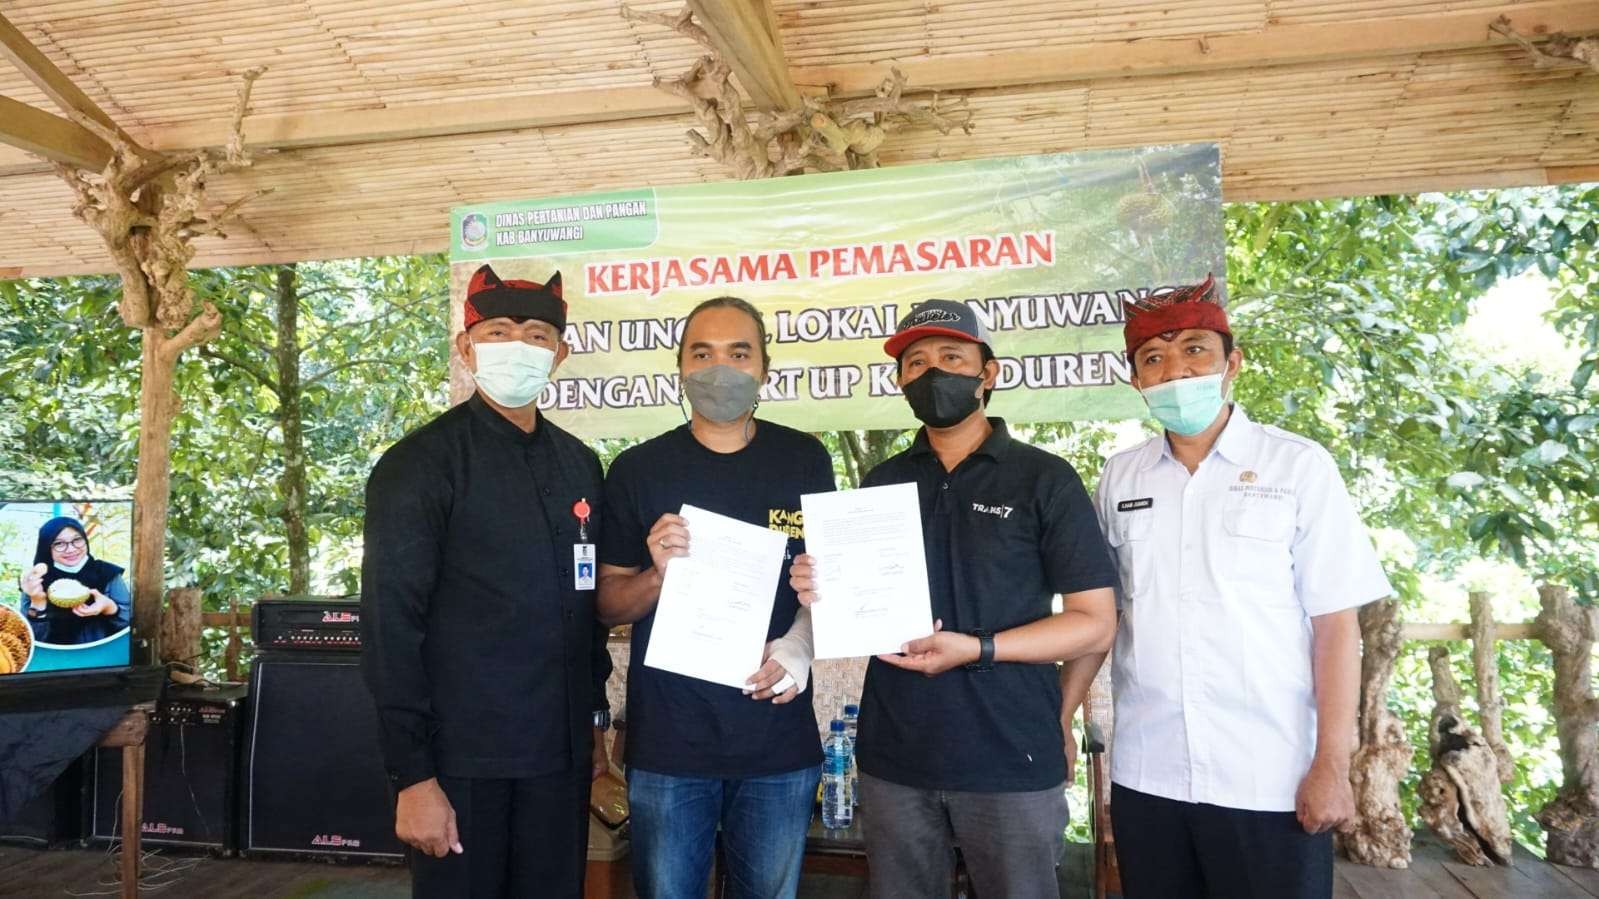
[{"x1": 461, "y1": 213, "x2": 489, "y2": 249}]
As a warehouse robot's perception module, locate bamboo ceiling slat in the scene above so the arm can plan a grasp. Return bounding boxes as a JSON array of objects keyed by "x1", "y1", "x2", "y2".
[{"x1": 0, "y1": 4, "x2": 1595, "y2": 276}]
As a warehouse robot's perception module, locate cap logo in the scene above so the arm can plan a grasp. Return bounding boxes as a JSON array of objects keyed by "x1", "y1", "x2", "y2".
[{"x1": 908, "y1": 308, "x2": 961, "y2": 326}]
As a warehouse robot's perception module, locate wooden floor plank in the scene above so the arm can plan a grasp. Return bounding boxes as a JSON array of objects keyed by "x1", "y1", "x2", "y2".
[
  {"x1": 1406, "y1": 842, "x2": 1481, "y2": 899},
  {"x1": 12, "y1": 838, "x2": 1596, "y2": 899},
  {"x1": 1550, "y1": 862, "x2": 1599, "y2": 898},
  {"x1": 1339, "y1": 859, "x2": 1446, "y2": 899},
  {"x1": 1508, "y1": 842, "x2": 1594, "y2": 899},
  {"x1": 1441, "y1": 858, "x2": 1541, "y2": 899}
]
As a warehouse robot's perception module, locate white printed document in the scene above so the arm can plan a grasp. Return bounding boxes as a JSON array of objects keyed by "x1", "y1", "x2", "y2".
[
  {"x1": 644, "y1": 504, "x2": 787, "y2": 689},
  {"x1": 801, "y1": 483, "x2": 935, "y2": 659}
]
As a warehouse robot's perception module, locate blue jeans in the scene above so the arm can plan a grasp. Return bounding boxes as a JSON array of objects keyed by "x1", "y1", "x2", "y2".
[{"x1": 627, "y1": 765, "x2": 821, "y2": 899}]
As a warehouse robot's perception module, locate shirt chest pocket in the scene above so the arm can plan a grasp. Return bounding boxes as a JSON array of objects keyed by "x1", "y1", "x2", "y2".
[
  {"x1": 1221, "y1": 495, "x2": 1298, "y2": 607},
  {"x1": 1106, "y1": 511, "x2": 1154, "y2": 600}
]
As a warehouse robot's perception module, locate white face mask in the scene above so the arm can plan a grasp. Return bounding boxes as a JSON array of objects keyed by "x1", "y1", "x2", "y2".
[
  {"x1": 470, "y1": 340, "x2": 556, "y2": 408},
  {"x1": 55, "y1": 557, "x2": 88, "y2": 574}
]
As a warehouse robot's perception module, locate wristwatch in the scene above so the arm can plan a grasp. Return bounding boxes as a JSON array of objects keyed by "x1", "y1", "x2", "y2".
[
  {"x1": 964, "y1": 629, "x2": 995, "y2": 672},
  {"x1": 593, "y1": 710, "x2": 612, "y2": 731}
]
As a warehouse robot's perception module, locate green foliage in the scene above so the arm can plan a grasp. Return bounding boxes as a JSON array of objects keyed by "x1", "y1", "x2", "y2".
[
  {"x1": 0, "y1": 255, "x2": 449, "y2": 612},
  {"x1": 3, "y1": 183, "x2": 1598, "y2": 852}
]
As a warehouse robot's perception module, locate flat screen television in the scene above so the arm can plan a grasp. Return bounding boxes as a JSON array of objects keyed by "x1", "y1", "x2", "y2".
[{"x1": 0, "y1": 499, "x2": 135, "y2": 679}]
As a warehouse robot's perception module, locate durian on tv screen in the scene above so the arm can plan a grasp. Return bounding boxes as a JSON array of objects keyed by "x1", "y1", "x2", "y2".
[{"x1": 0, "y1": 500, "x2": 135, "y2": 679}]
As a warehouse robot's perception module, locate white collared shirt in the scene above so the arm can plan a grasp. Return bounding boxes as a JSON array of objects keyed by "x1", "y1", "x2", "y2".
[{"x1": 1093, "y1": 405, "x2": 1390, "y2": 812}]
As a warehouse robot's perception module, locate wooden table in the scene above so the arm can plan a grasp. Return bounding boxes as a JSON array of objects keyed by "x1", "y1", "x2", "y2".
[
  {"x1": 804, "y1": 815, "x2": 869, "y2": 877},
  {"x1": 96, "y1": 703, "x2": 152, "y2": 899}
]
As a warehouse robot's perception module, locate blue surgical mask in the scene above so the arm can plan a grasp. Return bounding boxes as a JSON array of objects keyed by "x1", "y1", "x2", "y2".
[
  {"x1": 471, "y1": 340, "x2": 556, "y2": 408},
  {"x1": 1140, "y1": 372, "x2": 1228, "y2": 436},
  {"x1": 55, "y1": 557, "x2": 88, "y2": 574}
]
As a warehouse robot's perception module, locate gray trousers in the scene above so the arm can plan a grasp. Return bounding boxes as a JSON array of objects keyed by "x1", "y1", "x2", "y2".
[{"x1": 859, "y1": 771, "x2": 1069, "y2": 899}]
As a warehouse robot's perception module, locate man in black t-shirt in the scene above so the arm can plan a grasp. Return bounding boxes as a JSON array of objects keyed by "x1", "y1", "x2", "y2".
[
  {"x1": 598, "y1": 296, "x2": 833, "y2": 899},
  {"x1": 790, "y1": 300, "x2": 1119, "y2": 899}
]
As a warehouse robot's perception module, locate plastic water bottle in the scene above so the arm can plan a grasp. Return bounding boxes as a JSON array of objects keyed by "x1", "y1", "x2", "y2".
[
  {"x1": 822, "y1": 719, "x2": 854, "y2": 829},
  {"x1": 842, "y1": 704, "x2": 860, "y2": 808}
]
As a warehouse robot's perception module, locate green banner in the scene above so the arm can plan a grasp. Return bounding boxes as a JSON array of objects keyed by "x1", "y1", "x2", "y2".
[{"x1": 449, "y1": 146, "x2": 1223, "y2": 439}]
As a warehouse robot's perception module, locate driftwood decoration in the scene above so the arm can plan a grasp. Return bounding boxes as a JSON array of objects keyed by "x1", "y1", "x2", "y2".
[
  {"x1": 1468, "y1": 592, "x2": 1514, "y2": 785},
  {"x1": 1534, "y1": 584, "x2": 1599, "y2": 867},
  {"x1": 158, "y1": 586, "x2": 202, "y2": 666},
  {"x1": 1340, "y1": 599, "x2": 1414, "y2": 868},
  {"x1": 47, "y1": 69, "x2": 268, "y2": 653},
  {"x1": 1491, "y1": 16, "x2": 1599, "y2": 74},
  {"x1": 1417, "y1": 646, "x2": 1513, "y2": 866},
  {"x1": 620, "y1": 4, "x2": 971, "y2": 178}
]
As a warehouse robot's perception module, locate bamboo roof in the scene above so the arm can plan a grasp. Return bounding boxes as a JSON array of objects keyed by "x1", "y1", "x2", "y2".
[{"x1": 1, "y1": 0, "x2": 1596, "y2": 277}]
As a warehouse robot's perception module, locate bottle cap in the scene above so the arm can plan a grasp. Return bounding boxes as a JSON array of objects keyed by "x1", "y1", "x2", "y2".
[
  {"x1": 844, "y1": 704, "x2": 859, "y2": 715},
  {"x1": 830, "y1": 719, "x2": 845, "y2": 731}
]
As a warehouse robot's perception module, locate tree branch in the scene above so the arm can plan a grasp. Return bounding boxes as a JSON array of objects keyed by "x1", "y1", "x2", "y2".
[
  {"x1": 303, "y1": 356, "x2": 416, "y2": 387},
  {"x1": 199, "y1": 345, "x2": 280, "y2": 396},
  {"x1": 157, "y1": 302, "x2": 222, "y2": 364}
]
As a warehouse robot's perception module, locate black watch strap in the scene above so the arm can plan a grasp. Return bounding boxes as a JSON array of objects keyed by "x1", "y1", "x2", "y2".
[{"x1": 965, "y1": 630, "x2": 995, "y2": 671}]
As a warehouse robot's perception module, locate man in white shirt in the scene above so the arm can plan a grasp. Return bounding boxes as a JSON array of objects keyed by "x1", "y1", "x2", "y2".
[{"x1": 1064, "y1": 275, "x2": 1391, "y2": 898}]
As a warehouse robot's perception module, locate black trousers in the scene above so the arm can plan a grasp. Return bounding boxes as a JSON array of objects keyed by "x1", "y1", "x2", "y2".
[
  {"x1": 411, "y1": 772, "x2": 592, "y2": 899},
  {"x1": 1111, "y1": 783, "x2": 1333, "y2": 899}
]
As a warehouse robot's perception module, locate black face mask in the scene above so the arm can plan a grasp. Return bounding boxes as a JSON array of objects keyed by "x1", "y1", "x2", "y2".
[{"x1": 903, "y1": 367, "x2": 985, "y2": 429}]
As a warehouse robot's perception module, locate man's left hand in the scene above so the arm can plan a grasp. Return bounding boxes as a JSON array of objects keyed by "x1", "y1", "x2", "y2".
[
  {"x1": 591, "y1": 726, "x2": 609, "y2": 780},
  {"x1": 744, "y1": 644, "x2": 799, "y2": 704},
  {"x1": 876, "y1": 620, "x2": 980, "y2": 677},
  {"x1": 1295, "y1": 756, "x2": 1355, "y2": 834}
]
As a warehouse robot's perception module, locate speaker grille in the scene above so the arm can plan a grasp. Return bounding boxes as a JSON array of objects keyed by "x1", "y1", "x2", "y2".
[
  {"x1": 243, "y1": 656, "x2": 403, "y2": 859},
  {"x1": 90, "y1": 715, "x2": 236, "y2": 850}
]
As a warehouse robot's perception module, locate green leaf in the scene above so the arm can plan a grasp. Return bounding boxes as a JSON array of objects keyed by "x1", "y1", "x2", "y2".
[{"x1": 1575, "y1": 360, "x2": 1596, "y2": 391}]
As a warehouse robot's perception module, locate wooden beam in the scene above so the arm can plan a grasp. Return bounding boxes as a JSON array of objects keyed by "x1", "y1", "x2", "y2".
[
  {"x1": 688, "y1": 0, "x2": 804, "y2": 110},
  {"x1": 0, "y1": 94, "x2": 111, "y2": 169},
  {"x1": 791, "y1": 0, "x2": 1599, "y2": 95},
  {"x1": 0, "y1": 12, "x2": 136, "y2": 146},
  {"x1": 1401, "y1": 622, "x2": 1537, "y2": 641},
  {"x1": 0, "y1": 1, "x2": 1593, "y2": 176}
]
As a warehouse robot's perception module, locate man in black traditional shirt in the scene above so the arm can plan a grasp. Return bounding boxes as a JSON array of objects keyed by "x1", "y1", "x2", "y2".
[
  {"x1": 598, "y1": 296, "x2": 832, "y2": 899},
  {"x1": 791, "y1": 299, "x2": 1119, "y2": 899},
  {"x1": 361, "y1": 264, "x2": 613, "y2": 899}
]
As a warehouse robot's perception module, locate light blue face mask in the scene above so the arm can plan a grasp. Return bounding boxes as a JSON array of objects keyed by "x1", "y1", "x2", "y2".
[{"x1": 1140, "y1": 371, "x2": 1228, "y2": 436}]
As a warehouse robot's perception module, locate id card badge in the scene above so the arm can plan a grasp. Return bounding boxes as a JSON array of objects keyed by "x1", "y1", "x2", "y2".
[
  {"x1": 573, "y1": 543, "x2": 596, "y2": 591},
  {"x1": 571, "y1": 497, "x2": 596, "y2": 591}
]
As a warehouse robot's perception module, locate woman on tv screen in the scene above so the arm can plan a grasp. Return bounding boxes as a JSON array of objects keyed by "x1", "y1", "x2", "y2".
[{"x1": 15, "y1": 516, "x2": 131, "y2": 646}]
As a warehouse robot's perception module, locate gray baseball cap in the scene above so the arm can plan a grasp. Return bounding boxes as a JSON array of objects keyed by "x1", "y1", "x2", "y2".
[{"x1": 884, "y1": 299, "x2": 991, "y2": 359}]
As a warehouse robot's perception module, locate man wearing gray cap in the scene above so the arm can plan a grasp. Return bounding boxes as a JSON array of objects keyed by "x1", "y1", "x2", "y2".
[{"x1": 789, "y1": 299, "x2": 1119, "y2": 898}]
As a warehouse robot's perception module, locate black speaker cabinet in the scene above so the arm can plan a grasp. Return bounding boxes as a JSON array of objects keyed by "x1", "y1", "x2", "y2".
[
  {"x1": 1, "y1": 756, "x2": 84, "y2": 847},
  {"x1": 87, "y1": 682, "x2": 247, "y2": 853},
  {"x1": 241, "y1": 654, "x2": 403, "y2": 860}
]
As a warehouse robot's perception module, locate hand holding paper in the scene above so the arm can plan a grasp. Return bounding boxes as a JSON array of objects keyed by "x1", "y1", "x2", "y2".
[
  {"x1": 643, "y1": 505, "x2": 788, "y2": 689},
  {"x1": 800, "y1": 483, "x2": 935, "y2": 659}
]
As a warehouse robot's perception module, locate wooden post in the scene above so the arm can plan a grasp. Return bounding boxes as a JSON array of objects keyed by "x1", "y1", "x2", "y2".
[
  {"x1": 97, "y1": 706, "x2": 151, "y2": 899},
  {"x1": 1468, "y1": 591, "x2": 1514, "y2": 784},
  {"x1": 1341, "y1": 599, "x2": 1413, "y2": 868},
  {"x1": 1533, "y1": 584, "x2": 1599, "y2": 866},
  {"x1": 1417, "y1": 646, "x2": 1512, "y2": 865}
]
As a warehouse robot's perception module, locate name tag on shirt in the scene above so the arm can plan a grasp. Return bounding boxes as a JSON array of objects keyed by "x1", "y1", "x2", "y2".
[
  {"x1": 1117, "y1": 498, "x2": 1154, "y2": 512},
  {"x1": 574, "y1": 543, "x2": 596, "y2": 591}
]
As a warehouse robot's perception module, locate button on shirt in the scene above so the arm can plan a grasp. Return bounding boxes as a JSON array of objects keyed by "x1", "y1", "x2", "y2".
[
  {"x1": 857, "y1": 418, "x2": 1119, "y2": 792},
  {"x1": 1093, "y1": 405, "x2": 1390, "y2": 812}
]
